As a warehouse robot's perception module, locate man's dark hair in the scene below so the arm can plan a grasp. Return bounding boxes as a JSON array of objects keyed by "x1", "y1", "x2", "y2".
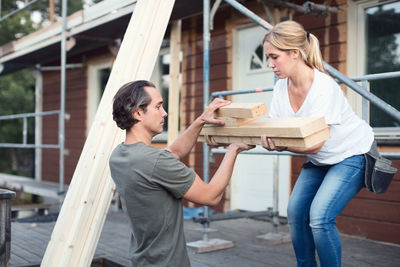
[{"x1": 112, "y1": 80, "x2": 154, "y2": 130}]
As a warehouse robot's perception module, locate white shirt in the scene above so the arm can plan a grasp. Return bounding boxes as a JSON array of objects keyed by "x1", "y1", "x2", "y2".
[{"x1": 269, "y1": 68, "x2": 374, "y2": 165}]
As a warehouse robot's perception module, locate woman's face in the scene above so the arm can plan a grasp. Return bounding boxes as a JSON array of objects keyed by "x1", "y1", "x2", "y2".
[{"x1": 263, "y1": 41, "x2": 297, "y2": 79}]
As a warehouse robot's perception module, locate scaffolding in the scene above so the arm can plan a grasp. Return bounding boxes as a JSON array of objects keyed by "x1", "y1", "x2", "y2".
[
  {"x1": 0, "y1": 0, "x2": 399, "y2": 255},
  {"x1": 0, "y1": 0, "x2": 68, "y2": 195},
  {"x1": 191, "y1": 0, "x2": 400, "y2": 249}
]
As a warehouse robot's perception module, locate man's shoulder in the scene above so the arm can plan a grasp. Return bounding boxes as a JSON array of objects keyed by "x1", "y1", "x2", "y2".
[{"x1": 110, "y1": 142, "x2": 164, "y2": 166}]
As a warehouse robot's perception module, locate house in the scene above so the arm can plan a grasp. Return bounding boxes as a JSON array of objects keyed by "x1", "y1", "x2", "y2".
[{"x1": 0, "y1": 0, "x2": 399, "y2": 245}]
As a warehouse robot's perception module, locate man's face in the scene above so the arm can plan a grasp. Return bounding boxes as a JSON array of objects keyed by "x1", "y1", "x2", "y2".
[{"x1": 141, "y1": 86, "x2": 168, "y2": 136}]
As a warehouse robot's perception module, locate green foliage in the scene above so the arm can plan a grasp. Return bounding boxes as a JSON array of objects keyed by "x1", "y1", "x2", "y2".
[
  {"x1": 0, "y1": 0, "x2": 99, "y2": 176},
  {"x1": 0, "y1": 0, "x2": 88, "y2": 46},
  {"x1": 0, "y1": 6, "x2": 38, "y2": 46},
  {"x1": 0, "y1": 70, "x2": 35, "y2": 143},
  {"x1": 0, "y1": 70, "x2": 35, "y2": 176}
]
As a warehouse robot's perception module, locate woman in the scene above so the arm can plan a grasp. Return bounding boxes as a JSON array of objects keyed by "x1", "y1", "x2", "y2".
[{"x1": 261, "y1": 21, "x2": 374, "y2": 267}]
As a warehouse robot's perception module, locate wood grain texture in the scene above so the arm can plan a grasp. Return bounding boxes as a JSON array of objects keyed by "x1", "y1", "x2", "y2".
[
  {"x1": 41, "y1": 1, "x2": 175, "y2": 266},
  {"x1": 199, "y1": 127, "x2": 329, "y2": 148},
  {"x1": 201, "y1": 117, "x2": 327, "y2": 138},
  {"x1": 216, "y1": 102, "x2": 267, "y2": 118}
]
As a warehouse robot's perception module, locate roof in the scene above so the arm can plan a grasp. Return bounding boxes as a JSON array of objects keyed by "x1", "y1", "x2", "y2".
[{"x1": 0, "y1": 0, "x2": 207, "y2": 75}]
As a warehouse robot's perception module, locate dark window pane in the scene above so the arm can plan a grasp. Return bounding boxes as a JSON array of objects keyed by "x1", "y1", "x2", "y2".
[
  {"x1": 99, "y1": 68, "x2": 111, "y2": 96},
  {"x1": 366, "y1": 2, "x2": 400, "y2": 127}
]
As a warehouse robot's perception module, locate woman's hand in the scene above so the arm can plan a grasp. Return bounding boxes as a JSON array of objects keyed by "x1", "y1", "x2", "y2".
[
  {"x1": 205, "y1": 135, "x2": 218, "y2": 147},
  {"x1": 261, "y1": 136, "x2": 287, "y2": 152}
]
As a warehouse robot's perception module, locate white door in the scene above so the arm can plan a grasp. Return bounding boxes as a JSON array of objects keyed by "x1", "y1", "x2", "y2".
[{"x1": 231, "y1": 25, "x2": 290, "y2": 216}]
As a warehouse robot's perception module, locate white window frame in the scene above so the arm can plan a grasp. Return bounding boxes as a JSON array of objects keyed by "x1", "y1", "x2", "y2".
[
  {"x1": 87, "y1": 56, "x2": 112, "y2": 135},
  {"x1": 347, "y1": 0, "x2": 400, "y2": 133}
]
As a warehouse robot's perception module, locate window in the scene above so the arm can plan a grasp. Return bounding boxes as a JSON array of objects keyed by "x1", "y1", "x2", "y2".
[
  {"x1": 87, "y1": 58, "x2": 112, "y2": 132},
  {"x1": 365, "y1": 1, "x2": 400, "y2": 127},
  {"x1": 249, "y1": 44, "x2": 269, "y2": 72}
]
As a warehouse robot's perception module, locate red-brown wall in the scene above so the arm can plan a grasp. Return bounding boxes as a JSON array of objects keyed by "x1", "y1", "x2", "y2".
[
  {"x1": 42, "y1": 68, "x2": 87, "y2": 184},
  {"x1": 180, "y1": 8, "x2": 232, "y2": 211}
]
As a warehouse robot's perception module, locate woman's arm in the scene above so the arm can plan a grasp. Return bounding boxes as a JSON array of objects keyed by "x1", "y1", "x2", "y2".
[{"x1": 261, "y1": 126, "x2": 329, "y2": 154}]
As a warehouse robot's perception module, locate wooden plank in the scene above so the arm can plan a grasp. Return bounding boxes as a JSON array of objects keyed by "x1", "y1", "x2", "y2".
[
  {"x1": 0, "y1": 173, "x2": 67, "y2": 199},
  {"x1": 41, "y1": 1, "x2": 176, "y2": 266},
  {"x1": 341, "y1": 198, "x2": 400, "y2": 224},
  {"x1": 198, "y1": 127, "x2": 330, "y2": 148},
  {"x1": 201, "y1": 117, "x2": 327, "y2": 138},
  {"x1": 215, "y1": 102, "x2": 267, "y2": 118},
  {"x1": 217, "y1": 116, "x2": 258, "y2": 127},
  {"x1": 167, "y1": 20, "x2": 181, "y2": 146},
  {"x1": 337, "y1": 216, "x2": 400, "y2": 244}
]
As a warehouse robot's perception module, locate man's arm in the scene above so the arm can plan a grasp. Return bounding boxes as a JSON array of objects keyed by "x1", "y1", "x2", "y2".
[
  {"x1": 183, "y1": 142, "x2": 254, "y2": 206},
  {"x1": 166, "y1": 98, "x2": 231, "y2": 159}
]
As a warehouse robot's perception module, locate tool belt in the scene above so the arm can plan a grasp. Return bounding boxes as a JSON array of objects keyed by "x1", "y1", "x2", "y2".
[{"x1": 364, "y1": 141, "x2": 397, "y2": 194}]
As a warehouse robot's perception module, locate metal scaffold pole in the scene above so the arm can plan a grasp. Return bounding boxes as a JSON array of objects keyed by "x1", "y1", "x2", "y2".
[
  {"x1": 59, "y1": 0, "x2": 67, "y2": 194},
  {"x1": 202, "y1": 0, "x2": 211, "y2": 242},
  {"x1": 186, "y1": 0, "x2": 235, "y2": 253}
]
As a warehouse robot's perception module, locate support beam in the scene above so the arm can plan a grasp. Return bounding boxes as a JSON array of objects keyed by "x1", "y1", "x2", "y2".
[
  {"x1": 41, "y1": 0, "x2": 176, "y2": 266},
  {"x1": 168, "y1": 20, "x2": 182, "y2": 146},
  {"x1": 34, "y1": 69, "x2": 42, "y2": 181}
]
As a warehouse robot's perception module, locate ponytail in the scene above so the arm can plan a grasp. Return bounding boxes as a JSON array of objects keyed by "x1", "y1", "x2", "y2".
[
  {"x1": 263, "y1": 21, "x2": 325, "y2": 72},
  {"x1": 307, "y1": 33, "x2": 325, "y2": 72}
]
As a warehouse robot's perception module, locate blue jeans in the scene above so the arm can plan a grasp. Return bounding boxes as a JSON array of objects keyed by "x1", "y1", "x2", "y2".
[{"x1": 287, "y1": 155, "x2": 365, "y2": 267}]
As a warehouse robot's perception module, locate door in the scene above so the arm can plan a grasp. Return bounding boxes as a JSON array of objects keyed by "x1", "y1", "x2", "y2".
[{"x1": 231, "y1": 25, "x2": 290, "y2": 216}]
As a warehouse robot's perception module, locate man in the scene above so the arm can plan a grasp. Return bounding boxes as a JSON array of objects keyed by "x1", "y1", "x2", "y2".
[{"x1": 109, "y1": 80, "x2": 253, "y2": 267}]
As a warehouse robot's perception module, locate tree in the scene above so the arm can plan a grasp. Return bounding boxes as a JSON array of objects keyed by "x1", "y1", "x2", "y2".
[
  {"x1": 0, "y1": 70, "x2": 35, "y2": 175},
  {"x1": 0, "y1": 0, "x2": 92, "y2": 176}
]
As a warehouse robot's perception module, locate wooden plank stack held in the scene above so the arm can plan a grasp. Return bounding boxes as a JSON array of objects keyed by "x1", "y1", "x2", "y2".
[
  {"x1": 199, "y1": 103, "x2": 329, "y2": 148},
  {"x1": 41, "y1": 1, "x2": 176, "y2": 266}
]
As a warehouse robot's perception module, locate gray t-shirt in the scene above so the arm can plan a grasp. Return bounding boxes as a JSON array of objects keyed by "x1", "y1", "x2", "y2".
[{"x1": 109, "y1": 142, "x2": 196, "y2": 267}]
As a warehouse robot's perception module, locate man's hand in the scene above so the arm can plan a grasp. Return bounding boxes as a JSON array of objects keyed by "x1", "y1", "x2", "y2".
[
  {"x1": 260, "y1": 136, "x2": 287, "y2": 152},
  {"x1": 227, "y1": 142, "x2": 255, "y2": 153},
  {"x1": 199, "y1": 98, "x2": 231, "y2": 125},
  {"x1": 205, "y1": 136, "x2": 255, "y2": 152}
]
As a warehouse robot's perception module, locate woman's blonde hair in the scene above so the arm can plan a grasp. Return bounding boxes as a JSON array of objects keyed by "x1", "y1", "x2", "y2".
[{"x1": 263, "y1": 20, "x2": 325, "y2": 72}]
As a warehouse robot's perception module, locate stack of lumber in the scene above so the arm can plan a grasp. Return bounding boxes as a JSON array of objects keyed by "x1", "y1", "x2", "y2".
[
  {"x1": 199, "y1": 103, "x2": 329, "y2": 148},
  {"x1": 41, "y1": 0, "x2": 176, "y2": 266}
]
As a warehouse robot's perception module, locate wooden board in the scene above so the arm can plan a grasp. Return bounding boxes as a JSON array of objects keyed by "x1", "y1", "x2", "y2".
[
  {"x1": 167, "y1": 19, "x2": 181, "y2": 146},
  {"x1": 201, "y1": 117, "x2": 327, "y2": 138},
  {"x1": 216, "y1": 102, "x2": 267, "y2": 118},
  {"x1": 198, "y1": 127, "x2": 330, "y2": 148},
  {"x1": 41, "y1": 1, "x2": 176, "y2": 266},
  {"x1": 217, "y1": 116, "x2": 258, "y2": 127}
]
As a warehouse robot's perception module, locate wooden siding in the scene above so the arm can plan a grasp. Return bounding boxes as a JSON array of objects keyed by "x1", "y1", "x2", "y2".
[
  {"x1": 181, "y1": 8, "x2": 232, "y2": 212},
  {"x1": 42, "y1": 68, "x2": 87, "y2": 184}
]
